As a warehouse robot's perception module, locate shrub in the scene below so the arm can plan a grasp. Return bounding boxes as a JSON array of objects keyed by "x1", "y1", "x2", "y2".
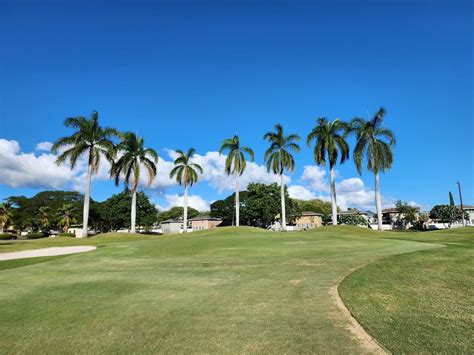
[
  {"x1": 0, "y1": 233, "x2": 15, "y2": 240},
  {"x1": 58, "y1": 232, "x2": 76, "y2": 237},
  {"x1": 26, "y1": 232, "x2": 48, "y2": 239}
]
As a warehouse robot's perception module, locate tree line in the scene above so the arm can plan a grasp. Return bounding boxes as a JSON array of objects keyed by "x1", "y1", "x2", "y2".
[{"x1": 1, "y1": 107, "x2": 397, "y2": 236}]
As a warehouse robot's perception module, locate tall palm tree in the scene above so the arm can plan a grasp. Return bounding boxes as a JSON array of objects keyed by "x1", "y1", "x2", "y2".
[
  {"x1": 52, "y1": 111, "x2": 118, "y2": 237},
  {"x1": 219, "y1": 135, "x2": 254, "y2": 227},
  {"x1": 38, "y1": 206, "x2": 51, "y2": 232},
  {"x1": 57, "y1": 204, "x2": 77, "y2": 233},
  {"x1": 0, "y1": 203, "x2": 13, "y2": 233},
  {"x1": 307, "y1": 118, "x2": 350, "y2": 226},
  {"x1": 263, "y1": 124, "x2": 300, "y2": 231},
  {"x1": 350, "y1": 107, "x2": 396, "y2": 230},
  {"x1": 110, "y1": 132, "x2": 158, "y2": 233},
  {"x1": 169, "y1": 148, "x2": 203, "y2": 233}
]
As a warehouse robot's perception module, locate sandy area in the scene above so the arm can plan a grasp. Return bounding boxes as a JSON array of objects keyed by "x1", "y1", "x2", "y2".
[{"x1": 0, "y1": 246, "x2": 97, "y2": 261}]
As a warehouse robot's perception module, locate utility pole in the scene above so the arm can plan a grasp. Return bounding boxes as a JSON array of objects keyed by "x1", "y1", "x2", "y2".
[{"x1": 457, "y1": 181, "x2": 465, "y2": 227}]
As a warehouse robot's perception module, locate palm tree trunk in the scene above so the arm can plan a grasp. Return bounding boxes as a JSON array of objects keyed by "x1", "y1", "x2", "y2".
[
  {"x1": 235, "y1": 174, "x2": 240, "y2": 227},
  {"x1": 183, "y1": 185, "x2": 188, "y2": 233},
  {"x1": 330, "y1": 167, "x2": 338, "y2": 226},
  {"x1": 131, "y1": 189, "x2": 137, "y2": 233},
  {"x1": 375, "y1": 172, "x2": 383, "y2": 231},
  {"x1": 280, "y1": 173, "x2": 286, "y2": 231},
  {"x1": 81, "y1": 163, "x2": 92, "y2": 238}
]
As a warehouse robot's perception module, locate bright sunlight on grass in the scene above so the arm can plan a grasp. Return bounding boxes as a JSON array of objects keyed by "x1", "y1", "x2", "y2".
[{"x1": 0, "y1": 226, "x2": 471, "y2": 353}]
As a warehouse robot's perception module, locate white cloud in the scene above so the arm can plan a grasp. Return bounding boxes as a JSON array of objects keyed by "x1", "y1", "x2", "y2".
[
  {"x1": 288, "y1": 185, "x2": 317, "y2": 200},
  {"x1": 35, "y1": 141, "x2": 53, "y2": 152},
  {"x1": 156, "y1": 193, "x2": 210, "y2": 212},
  {"x1": 0, "y1": 139, "x2": 77, "y2": 189},
  {"x1": 300, "y1": 165, "x2": 329, "y2": 192},
  {"x1": 167, "y1": 149, "x2": 288, "y2": 193}
]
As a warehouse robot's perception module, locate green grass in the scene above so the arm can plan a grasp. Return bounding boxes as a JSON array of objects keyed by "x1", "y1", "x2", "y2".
[
  {"x1": 339, "y1": 227, "x2": 474, "y2": 353},
  {"x1": 0, "y1": 226, "x2": 471, "y2": 353}
]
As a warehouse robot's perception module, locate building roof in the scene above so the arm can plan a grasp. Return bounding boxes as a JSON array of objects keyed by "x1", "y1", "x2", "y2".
[
  {"x1": 300, "y1": 211, "x2": 323, "y2": 216},
  {"x1": 337, "y1": 209, "x2": 375, "y2": 216},
  {"x1": 338, "y1": 209, "x2": 361, "y2": 215},
  {"x1": 382, "y1": 207, "x2": 420, "y2": 213},
  {"x1": 459, "y1": 204, "x2": 474, "y2": 210},
  {"x1": 188, "y1": 216, "x2": 222, "y2": 222},
  {"x1": 160, "y1": 219, "x2": 182, "y2": 224}
]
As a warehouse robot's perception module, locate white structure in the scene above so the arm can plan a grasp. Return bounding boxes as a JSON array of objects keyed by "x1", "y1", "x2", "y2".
[
  {"x1": 160, "y1": 219, "x2": 183, "y2": 234},
  {"x1": 460, "y1": 205, "x2": 474, "y2": 226}
]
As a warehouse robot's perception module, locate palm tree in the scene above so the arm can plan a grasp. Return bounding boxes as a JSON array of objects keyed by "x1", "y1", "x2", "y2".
[
  {"x1": 350, "y1": 107, "x2": 396, "y2": 230},
  {"x1": 52, "y1": 111, "x2": 118, "y2": 237},
  {"x1": 263, "y1": 124, "x2": 300, "y2": 231},
  {"x1": 110, "y1": 132, "x2": 158, "y2": 233},
  {"x1": 0, "y1": 203, "x2": 13, "y2": 233},
  {"x1": 307, "y1": 118, "x2": 350, "y2": 226},
  {"x1": 169, "y1": 148, "x2": 203, "y2": 233},
  {"x1": 219, "y1": 135, "x2": 254, "y2": 227},
  {"x1": 57, "y1": 204, "x2": 77, "y2": 233},
  {"x1": 38, "y1": 206, "x2": 51, "y2": 232}
]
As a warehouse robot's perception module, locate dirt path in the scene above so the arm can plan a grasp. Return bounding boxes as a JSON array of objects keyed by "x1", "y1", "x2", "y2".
[
  {"x1": 329, "y1": 284, "x2": 388, "y2": 354},
  {"x1": 0, "y1": 246, "x2": 96, "y2": 261}
]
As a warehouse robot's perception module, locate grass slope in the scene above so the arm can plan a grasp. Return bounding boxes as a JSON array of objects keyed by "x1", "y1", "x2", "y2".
[
  {"x1": 339, "y1": 227, "x2": 473, "y2": 353},
  {"x1": 0, "y1": 226, "x2": 466, "y2": 353}
]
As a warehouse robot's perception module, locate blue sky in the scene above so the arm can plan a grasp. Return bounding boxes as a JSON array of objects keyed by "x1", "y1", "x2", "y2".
[{"x1": 0, "y1": 0, "x2": 472, "y2": 211}]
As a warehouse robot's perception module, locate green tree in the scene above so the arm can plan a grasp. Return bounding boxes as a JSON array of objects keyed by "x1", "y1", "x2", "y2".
[
  {"x1": 210, "y1": 191, "x2": 249, "y2": 226},
  {"x1": 169, "y1": 148, "x2": 203, "y2": 233},
  {"x1": 38, "y1": 206, "x2": 52, "y2": 232},
  {"x1": 52, "y1": 111, "x2": 118, "y2": 237},
  {"x1": 110, "y1": 132, "x2": 158, "y2": 233},
  {"x1": 57, "y1": 204, "x2": 77, "y2": 232},
  {"x1": 395, "y1": 200, "x2": 418, "y2": 227},
  {"x1": 209, "y1": 183, "x2": 300, "y2": 228},
  {"x1": 6, "y1": 191, "x2": 87, "y2": 231},
  {"x1": 307, "y1": 118, "x2": 350, "y2": 225},
  {"x1": 219, "y1": 134, "x2": 254, "y2": 227},
  {"x1": 295, "y1": 199, "x2": 333, "y2": 216},
  {"x1": 241, "y1": 183, "x2": 301, "y2": 228},
  {"x1": 350, "y1": 107, "x2": 396, "y2": 231},
  {"x1": 0, "y1": 203, "x2": 14, "y2": 233},
  {"x1": 263, "y1": 124, "x2": 301, "y2": 231},
  {"x1": 157, "y1": 207, "x2": 200, "y2": 223},
  {"x1": 339, "y1": 213, "x2": 367, "y2": 226},
  {"x1": 449, "y1": 191, "x2": 455, "y2": 206},
  {"x1": 101, "y1": 189, "x2": 158, "y2": 231},
  {"x1": 430, "y1": 205, "x2": 465, "y2": 228}
]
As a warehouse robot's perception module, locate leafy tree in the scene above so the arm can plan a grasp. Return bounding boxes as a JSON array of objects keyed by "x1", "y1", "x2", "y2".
[
  {"x1": 295, "y1": 199, "x2": 333, "y2": 216},
  {"x1": 57, "y1": 204, "x2": 77, "y2": 232},
  {"x1": 210, "y1": 191, "x2": 249, "y2": 226},
  {"x1": 38, "y1": 206, "x2": 52, "y2": 232},
  {"x1": 339, "y1": 213, "x2": 367, "y2": 226},
  {"x1": 263, "y1": 124, "x2": 300, "y2": 231},
  {"x1": 307, "y1": 118, "x2": 349, "y2": 225},
  {"x1": 110, "y1": 132, "x2": 158, "y2": 233},
  {"x1": 430, "y1": 205, "x2": 466, "y2": 228},
  {"x1": 157, "y1": 207, "x2": 199, "y2": 223},
  {"x1": 52, "y1": 111, "x2": 119, "y2": 237},
  {"x1": 169, "y1": 148, "x2": 203, "y2": 233},
  {"x1": 350, "y1": 107, "x2": 396, "y2": 231},
  {"x1": 449, "y1": 191, "x2": 455, "y2": 206},
  {"x1": 0, "y1": 203, "x2": 13, "y2": 232},
  {"x1": 241, "y1": 183, "x2": 301, "y2": 228},
  {"x1": 219, "y1": 134, "x2": 254, "y2": 227},
  {"x1": 395, "y1": 200, "x2": 418, "y2": 227},
  {"x1": 6, "y1": 191, "x2": 88, "y2": 231},
  {"x1": 101, "y1": 189, "x2": 158, "y2": 231}
]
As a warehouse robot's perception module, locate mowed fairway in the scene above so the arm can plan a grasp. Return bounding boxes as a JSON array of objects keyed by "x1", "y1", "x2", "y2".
[{"x1": 0, "y1": 227, "x2": 470, "y2": 353}]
